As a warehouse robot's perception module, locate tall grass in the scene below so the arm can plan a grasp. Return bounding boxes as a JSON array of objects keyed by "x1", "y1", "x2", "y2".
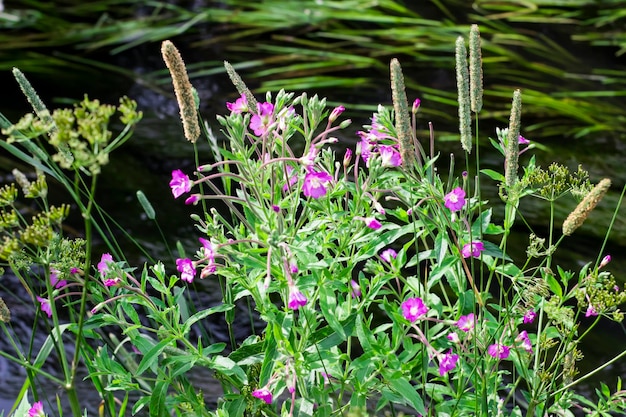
[{"x1": 2, "y1": 0, "x2": 626, "y2": 139}]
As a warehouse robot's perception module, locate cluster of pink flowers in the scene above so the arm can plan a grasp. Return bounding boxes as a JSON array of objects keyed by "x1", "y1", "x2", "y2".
[
  {"x1": 357, "y1": 116, "x2": 402, "y2": 168},
  {"x1": 36, "y1": 267, "x2": 81, "y2": 318},
  {"x1": 400, "y1": 299, "x2": 540, "y2": 376},
  {"x1": 98, "y1": 253, "x2": 121, "y2": 286},
  {"x1": 175, "y1": 238, "x2": 219, "y2": 283}
]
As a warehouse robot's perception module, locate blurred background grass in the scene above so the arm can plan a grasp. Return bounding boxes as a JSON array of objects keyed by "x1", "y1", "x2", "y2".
[{"x1": 2, "y1": 0, "x2": 626, "y2": 141}]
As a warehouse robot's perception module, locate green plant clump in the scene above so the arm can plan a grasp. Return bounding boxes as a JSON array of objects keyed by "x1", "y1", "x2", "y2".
[{"x1": 1, "y1": 25, "x2": 626, "y2": 417}]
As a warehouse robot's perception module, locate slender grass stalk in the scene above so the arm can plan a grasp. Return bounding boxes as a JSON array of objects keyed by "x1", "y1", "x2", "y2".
[
  {"x1": 224, "y1": 60, "x2": 259, "y2": 114},
  {"x1": 390, "y1": 58, "x2": 415, "y2": 169},
  {"x1": 161, "y1": 40, "x2": 201, "y2": 143},
  {"x1": 12, "y1": 68, "x2": 55, "y2": 131},
  {"x1": 505, "y1": 89, "x2": 522, "y2": 188},
  {"x1": 455, "y1": 37, "x2": 472, "y2": 153},
  {"x1": 562, "y1": 178, "x2": 611, "y2": 236},
  {"x1": 469, "y1": 24, "x2": 483, "y2": 114}
]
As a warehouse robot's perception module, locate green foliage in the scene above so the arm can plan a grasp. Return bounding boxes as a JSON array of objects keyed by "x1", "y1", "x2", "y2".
[{"x1": 2, "y1": 23, "x2": 626, "y2": 417}]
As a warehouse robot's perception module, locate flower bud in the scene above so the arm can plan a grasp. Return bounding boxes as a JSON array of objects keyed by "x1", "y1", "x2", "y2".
[
  {"x1": 412, "y1": 98, "x2": 421, "y2": 114},
  {"x1": 329, "y1": 105, "x2": 345, "y2": 123}
]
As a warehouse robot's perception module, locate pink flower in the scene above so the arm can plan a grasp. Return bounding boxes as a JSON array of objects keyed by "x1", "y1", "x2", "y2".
[
  {"x1": 444, "y1": 187, "x2": 466, "y2": 212},
  {"x1": 50, "y1": 268, "x2": 67, "y2": 289},
  {"x1": 97, "y1": 253, "x2": 113, "y2": 276},
  {"x1": 585, "y1": 304, "x2": 598, "y2": 317},
  {"x1": 28, "y1": 401, "x2": 45, "y2": 417},
  {"x1": 447, "y1": 332, "x2": 460, "y2": 343},
  {"x1": 378, "y1": 145, "x2": 402, "y2": 167},
  {"x1": 199, "y1": 238, "x2": 216, "y2": 258},
  {"x1": 97, "y1": 253, "x2": 120, "y2": 286},
  {"x1": 250, "y1": 102, "x2": 274, "y2": 136},
  {"x1": 170, "y1": 169, "x2": 191, "y2": 198},
  {"x1": 518, "y1": 135, "x2": 530, "y2": 144},
  {"x1": 302, "y1": 170, "x2": 333, "y2": 198},
  {"x1": 380, "y1": 248, "x2": 397, "y2": 263},
  {"x1": 461, "y1": 241, "x2": 485, "y2": 258},
  {"x1": 401, "y1": 297, "x2": 428, "y2": 322},
  {"x1": 300, "y1": 147, "x2": 318, "y2": 167},
  {"x1": 226, "y1": 94, "x2": 248, "y2": 114},
  {"x1": 104, "y1": 277, "x2": 121, "y2": 287},
  {"x1": 359, "y1": 216, "x2": 382, "y2": 230},
  {"x1": 516, "y1": 330, "x2": 533, "y2": 353},
  {"x1": 350, "y1": 279, "x2": 361, "y2": 298},
  {"x1": 357, "y1": 136, "x2": 374, "y2": 165},
  {"x1": 456, "y1": 313, "x2": 475, "y2": 332},
  {"x1": 523, "y1": 310, "x2": 536, "y2": 324},
  {"x1": 252, "y1": 387, "x2": 273, "y2": 404},
  {"x1": 487, "y1": 343, "x2": 510, "y2": 359},
  {"x1": 185, "y1": 195, "x2": 199, "y2": 205},
  {"x1": 37, "y1": 296, "x2": 52, "y2": 318},
  {"x1": 176, "y1": 258, "x2": 196, "y2": 283},
  {"x1": 198, "y1": 238, "x2": 217, "y2": 277},
  {"x1": 439, "y1": 350, "x2": 459, "y2": 376},
  {"x1": 329, "y1": 105, "x2": 345, "y2": 123},
  {"x1": 288, "y1": 285, "x2": 307, "y2": 310}
]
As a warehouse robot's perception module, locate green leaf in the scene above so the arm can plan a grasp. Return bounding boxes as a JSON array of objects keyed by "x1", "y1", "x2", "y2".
[
  {"x1": 132, "y1": 396, "x2": 150, "y2": 415},
  {"x1": 149, "y1": 380, "x2": 169, "y2": 417},
  {"x1": 181, "y1": 303, "x2": 234, "y2": 336},
  {"x1": 33, "y1": 324, "x2": 71, "y2": 368},
  {"x1": 136, "y1": 337, "x2": 174, "y2": 376},
  {"x1": 309, "y1": 314, "x2": 356, "y2": 351},
  {"x1": 211, "y1": 355, "x2": 247, "y2": 385},
  {"x1": 480, "y1": 168, "x2": 505, "y2": 182},
  {"x1": 388, "y1": 376, "x2": 425, "y2": 414},
  {"x1": 147, "y1": 276, "x2": 168, "y2": 294},
  {"x1": 229, "y1": 341, "x2": 264, "y2": 363},
  {"x1": 471, "y1": 208, "x2": 492, "y2": 237},
  {"x1": 224, "y1": 396, "x2": 246, "y2": 416},
  {"x1": 545, "y1": 272, "x2": 563, "y2": 298},
  {"x1": 319, "y1": 284, "x2": 345, "y2": 339}
]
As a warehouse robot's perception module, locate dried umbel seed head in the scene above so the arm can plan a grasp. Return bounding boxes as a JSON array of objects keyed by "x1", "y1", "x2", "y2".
[
  {"x1": 0, "y1": 297, "x2": 10, "y2": 323},
  {"x1": 562, "y1": 178, "x2": 611, "y2": 236}
]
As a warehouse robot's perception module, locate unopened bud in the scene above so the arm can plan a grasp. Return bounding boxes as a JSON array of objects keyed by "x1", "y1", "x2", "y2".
[
  {"x1": 412, "y1": 98, "x2": 421, "y2": 114},
  {"x1": 329, "y1": 105, "x2": 345, "y2": 123},
  {"x1": 600, "y1": 255, "x2": 611, "y2": 269},
  {"x1": 343, "y1": 148, "x2": 353, "y2": 167}
]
